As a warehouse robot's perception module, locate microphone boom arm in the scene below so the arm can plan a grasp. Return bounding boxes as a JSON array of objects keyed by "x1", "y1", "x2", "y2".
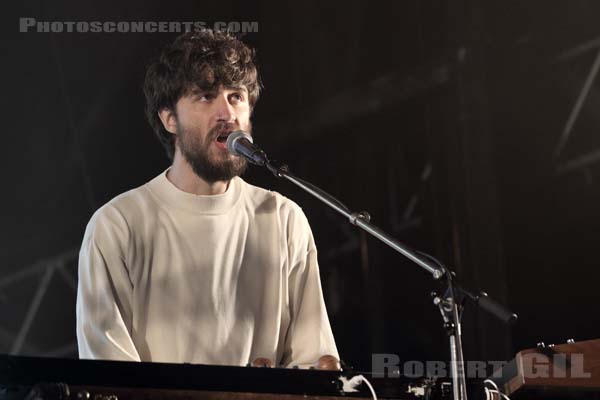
[{"x1": 265, "y1": 162, "x2": 445, "y2": 280}]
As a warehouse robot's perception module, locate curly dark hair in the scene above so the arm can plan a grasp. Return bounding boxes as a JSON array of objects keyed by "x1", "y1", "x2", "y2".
[{"x1": 143, "y1": 30, "x2": 261, "y2": 160}]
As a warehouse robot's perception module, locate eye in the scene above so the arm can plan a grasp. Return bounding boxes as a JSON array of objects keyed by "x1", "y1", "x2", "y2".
[
  {"x1": 230, "y1": 92, "x2": 245, "y2": 103},
  {"x1": 195, "y1": 93, "x2": 214, "y2": 102}
]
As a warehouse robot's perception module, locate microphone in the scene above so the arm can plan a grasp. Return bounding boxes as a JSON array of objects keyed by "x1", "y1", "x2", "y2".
[{"x1": 226, "y1": 131, "x2": 269, "y2": 166}]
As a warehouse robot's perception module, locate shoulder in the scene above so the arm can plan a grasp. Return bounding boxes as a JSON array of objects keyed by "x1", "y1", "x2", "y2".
[
  {"x1": 84, "y1": 182, "x2": 155, "y2": 245},
  {"x1": 238, "y1": 178, "x2": 306, "y2": 220},
  {"x1": 238, "y1": 178, "x2": 312, "y2": 243}
]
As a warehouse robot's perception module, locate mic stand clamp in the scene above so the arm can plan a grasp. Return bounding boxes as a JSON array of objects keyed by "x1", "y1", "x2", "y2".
[
  {"x1": 349, "y1": 211, "x2": 371, "y2": 225},
  {"x1": 432, "y1": 288, "x2": 468, "y2": 400},
  {"x1": 265, "y1": 160, "x2": 288, "y2": 178}
]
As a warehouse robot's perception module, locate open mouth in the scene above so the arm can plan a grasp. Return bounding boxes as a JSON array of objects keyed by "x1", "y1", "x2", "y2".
[{"x1": 215, "y1": 132, "x2": 231, "y2": 143}]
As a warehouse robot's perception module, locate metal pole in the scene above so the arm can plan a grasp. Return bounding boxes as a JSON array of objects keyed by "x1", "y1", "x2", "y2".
[{"x1": 276, "y1": 169, "x2": 445, "y2": 280}]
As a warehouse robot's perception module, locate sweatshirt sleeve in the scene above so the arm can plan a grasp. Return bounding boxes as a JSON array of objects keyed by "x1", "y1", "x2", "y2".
[
  {"x1": 76, "y1": 206, "x2": 141, "y2": 361},
  {"x1": 281, "y1": 205, "x2": 339, "y2": 368}
]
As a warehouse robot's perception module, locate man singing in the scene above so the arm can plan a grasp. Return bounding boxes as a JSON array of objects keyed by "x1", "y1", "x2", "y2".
[{"x1": 76, "y1": 30, "x2": 339, "y2": 368}]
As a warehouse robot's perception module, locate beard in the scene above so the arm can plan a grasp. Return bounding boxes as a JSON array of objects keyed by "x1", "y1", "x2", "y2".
[{"x1": 177, "y1": 121, "x2": 249, "y2": 183}]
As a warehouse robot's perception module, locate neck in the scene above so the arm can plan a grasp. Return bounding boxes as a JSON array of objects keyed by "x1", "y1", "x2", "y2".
[{"x1": 167, "y1": 151, "x2": 230, "y2": 195}]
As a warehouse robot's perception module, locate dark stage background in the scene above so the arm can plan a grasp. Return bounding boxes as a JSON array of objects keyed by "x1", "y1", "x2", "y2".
[{"x1": 2, "y1": 0, "x2": 600, "y2": 371}]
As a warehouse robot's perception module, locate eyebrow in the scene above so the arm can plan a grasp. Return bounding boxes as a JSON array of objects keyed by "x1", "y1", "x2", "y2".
[
  {"x1": 189, "y1": 87, "x2": 213, "y2": 96},
  {"x1": 189, "y1": 86, "x2": 247, "y2": 95},
  {"x1": 224, "y1": 86, "x2": 248, "y2": 94}
]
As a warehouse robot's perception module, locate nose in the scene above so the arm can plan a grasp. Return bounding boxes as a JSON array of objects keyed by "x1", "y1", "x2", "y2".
[{"x1": 214, "y1": 93, "x2": 236, "y2": 124}]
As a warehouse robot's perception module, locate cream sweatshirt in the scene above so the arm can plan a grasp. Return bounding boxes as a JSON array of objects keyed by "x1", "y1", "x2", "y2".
[{"x1": 76, "y1": 170, "x2": 338, "y2": 367}]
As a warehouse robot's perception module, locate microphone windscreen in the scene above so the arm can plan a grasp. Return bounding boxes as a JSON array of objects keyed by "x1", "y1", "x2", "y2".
[{"x1": 226, "y1": 131, "x2": 253, "y2": 156}]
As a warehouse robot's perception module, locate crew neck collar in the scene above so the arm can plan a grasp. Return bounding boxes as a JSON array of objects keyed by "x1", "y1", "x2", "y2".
[{"x1": 146, "y1": 169, "x2": 243, "y2": 215}]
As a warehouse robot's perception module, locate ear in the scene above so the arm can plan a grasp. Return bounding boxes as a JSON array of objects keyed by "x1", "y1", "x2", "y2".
[{"x1": 158, "y1": 107, "x2": 178, "y2": 135}]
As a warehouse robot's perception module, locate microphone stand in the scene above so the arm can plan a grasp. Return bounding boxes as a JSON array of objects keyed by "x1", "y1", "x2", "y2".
[{"x1": 260, "y1": 160, "x2": 516, "y2": 400}]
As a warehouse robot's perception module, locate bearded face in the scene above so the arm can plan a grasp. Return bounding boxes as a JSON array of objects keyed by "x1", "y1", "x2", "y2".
[
  {"x1": 176, "y1": 121, "x2": 250, "y2": 183},
  {"x1": 166, "y1": 86, "x2": 253, "y2": 183}
]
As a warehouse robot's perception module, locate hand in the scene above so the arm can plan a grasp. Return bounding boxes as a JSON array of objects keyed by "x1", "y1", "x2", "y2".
[
  {"x1": 251, "y1": 357, "x2": 274, "y2": 368},
  {"x1": 315, "y1": 355, "x2": 341, "y2": 371}
]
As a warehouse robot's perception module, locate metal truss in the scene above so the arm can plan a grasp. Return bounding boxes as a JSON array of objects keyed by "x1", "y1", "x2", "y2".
[
  {"x1": 0, "y1": 14, "x2": 134, "y2": 358},
  {"x1": 0, "y1": 248, "x2": 79, "y2": 357},
  {"x1": 260, "y1": 65, "x2": 450, "y2": 148},
  {"x1": 555, "y1": 36, "x2": 600, "y2": 174}
]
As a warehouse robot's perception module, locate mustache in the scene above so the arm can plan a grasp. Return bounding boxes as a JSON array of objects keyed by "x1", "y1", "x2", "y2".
[{"x1": 208, "y1": 123, "x2": 237, "y2": 141}]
